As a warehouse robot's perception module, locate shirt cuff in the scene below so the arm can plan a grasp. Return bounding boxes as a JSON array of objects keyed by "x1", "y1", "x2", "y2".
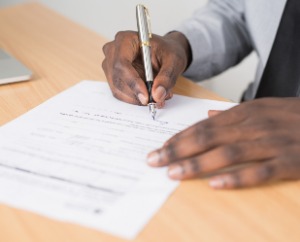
[{"x1": 174, "y1": 23, "x2": 213, "y2": 81}]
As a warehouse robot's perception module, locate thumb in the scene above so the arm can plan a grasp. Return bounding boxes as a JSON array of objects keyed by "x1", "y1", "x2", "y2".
[{"x1": 152, "y1": 66, "x2": 178, "y2": 103}]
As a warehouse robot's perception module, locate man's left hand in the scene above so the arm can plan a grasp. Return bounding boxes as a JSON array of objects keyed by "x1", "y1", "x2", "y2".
[{"x1": 147, "y1": 98, "x2": 300, "y2": 189}]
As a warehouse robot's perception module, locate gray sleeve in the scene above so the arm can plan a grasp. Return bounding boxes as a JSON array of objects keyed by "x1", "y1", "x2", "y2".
[{"x1": 175, "y1": 0, "x2": 253, "y2": 81}]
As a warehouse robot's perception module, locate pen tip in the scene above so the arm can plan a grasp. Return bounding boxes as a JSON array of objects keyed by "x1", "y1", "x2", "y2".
[
  {"x1": 148, "y1": 103, "x2": 156, "y2": 121},
  {"x1": 151, "y1": 113, "x2": 156, "y2": 120}
]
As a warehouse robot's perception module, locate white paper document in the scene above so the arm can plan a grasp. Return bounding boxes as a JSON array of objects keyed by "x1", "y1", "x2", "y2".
[{"x1": 0, "y1": 81, "x2": 236, "y2": 239}]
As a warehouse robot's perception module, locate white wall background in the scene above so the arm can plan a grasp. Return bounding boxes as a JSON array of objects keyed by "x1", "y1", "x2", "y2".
[{"x1": 0, "y1": 0, "x2": 258, "y2": 102}]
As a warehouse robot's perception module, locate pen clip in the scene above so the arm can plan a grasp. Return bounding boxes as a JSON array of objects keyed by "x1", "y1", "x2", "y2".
[{"x1": 144, "y1": 6, "x2": 152, "y2": 39}]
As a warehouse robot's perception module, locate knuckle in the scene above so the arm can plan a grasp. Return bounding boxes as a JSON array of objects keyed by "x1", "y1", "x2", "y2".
[
  {"x1": 114, "y1": 31, "x2": 125, "y2": 40},
  {"x1": 171, "y1": 52, "x2": 186, "y2": 69},
  {"x1": 187, "y1": 157, "x2": 201, "y2": 174},
  {"x1": 164, "y1": 142, "x2": 178, "y2": 162},
  {"x1": 111, "y1": 64, "x2": 140, "y2": 93},
  {"x1": 112, "y1": 60, "x2": 125, "y2": 72},
  {"x1": 229, "y1": 174, "x2": 242, "y2": 188},
  {"x1": 101, "y1": 60, "x2": 107, "y2": 71},
  {"x1": 127, "y1": 79, "x2": 136, "y2": 91},
  {"x1": 127, "y1": 78, "x2": 140, "y2": 92},
  {"x1": 257, "y1": 164, "x2": 275, "y2": 181},
  {"x1": 111, "y1": 62, "x2": 126, "y2": 83},
  {"x1": 251, "y1": 118, "x2": 277, "y2": 134},
  {"x1": 112, "y1": 75, "x2": 125, "y2": 91},
  {"x1": 161, "y1": 68, "x2": 177, "y2": 83},
  {"x1": 195, "y1": 128, "x2": 215, "y2": 147},
  {"x1": 165, "y1": 134, "x2": 179, "y2": 147},
  {"x1": 222, "y1": 144, "x2": 243, "y2": 164},
  {"x1": 102, "y1": 42, "x2": 112, "y2": 55},
  {"x1": 111, "y1": 65, "x2": 126, "y2": 91},
  {"x1": 115, "y1": 31, "x2": 136, "y2": 42}
]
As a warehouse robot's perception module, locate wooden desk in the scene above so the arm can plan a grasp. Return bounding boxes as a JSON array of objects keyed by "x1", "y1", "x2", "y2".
[{"x1": 0, "y1": 3, "x2": 299, "y2": 242}]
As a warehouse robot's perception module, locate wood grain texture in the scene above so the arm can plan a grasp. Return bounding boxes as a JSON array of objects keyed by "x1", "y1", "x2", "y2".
[{"x1": 0, "y1": 3, "x2": 299, "y2": 242}]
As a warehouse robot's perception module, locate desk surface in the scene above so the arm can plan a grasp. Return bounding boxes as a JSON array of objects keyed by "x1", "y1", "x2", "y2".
[{"x1": 0, "y1": 3, "x2": 299, "y2": 242}]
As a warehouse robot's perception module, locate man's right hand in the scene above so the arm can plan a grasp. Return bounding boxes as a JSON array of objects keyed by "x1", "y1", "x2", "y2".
[{"x1": 102, "y1": 31, "x2": 192, "y2": 107}]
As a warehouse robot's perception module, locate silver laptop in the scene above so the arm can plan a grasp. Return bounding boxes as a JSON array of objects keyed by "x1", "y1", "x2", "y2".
[{"x1": 0, "y1": 49, "x2": 32, "y2": 85}]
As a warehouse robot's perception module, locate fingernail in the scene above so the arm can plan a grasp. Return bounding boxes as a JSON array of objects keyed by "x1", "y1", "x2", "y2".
[
  {"x1": 209, "y1": 178, "x2": 225, "y2": 189},
  {"x1": 147, "y1": 151, "x2": 161, "y2": 166},
  {"x1": 138, "y1": 93, "x2": 148, "y2": 105},
  {"x1": 155, "y1": 86, "x2": 167, "y2": 102},
  {"x1": 168, "y1": 166, "x2": 184, "y2": 179},
  {"x1": 208, "y1": 110, "x2": 222, "y2": 117}
]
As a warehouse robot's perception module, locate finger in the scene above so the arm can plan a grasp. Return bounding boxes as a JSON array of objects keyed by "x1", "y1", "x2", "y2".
[
  {"x1": 108, "y1": 81, "x2": 143, "y2": 105},
  {"x1": 148, "y1": 119, "x2": 300, "y2": 168},
  {"x1": 108, "y1": 58, "x2": 149, "y2": 105},
  {"x1": 147, "y1": 124, "x2": 255, "y2": 167},
  {"x1": 165, "y1": 91, "x2": 173, "y2": 100},
  {"x1": 102, "y1": 42, "x2": 137, "y2": 104},
  {"x1": 152, "y1": 58, "x2": 182, "y2": 103},
  {"x1": 102, "y1": 41, "x2": 116, "y2": 79},
  {"x1": 102, "y1": 59, "x2": 108, "y2": 76},
  {"x1": 112, "y1": 33, "x2": 147, "y2": 103},
  {"x1": 105, "y1": 61, "x2": 146, "y2": 105},
  {"x1": 208, "y1": 144, "x2": 300, "y2": 189},
  {"x1": 208, "y1": 110, "x2": 223, "y2": 118},
  {"x1": 113, "y1": 31, "x2": 140, "y2": 61},
  {"x1": 155, "y1": 91, "x2": 173, "y2": 109},
  {"x1": 152, "y1": 84, "x2": 167, "y2": 104},
  {"x1": 105, "y1": 31, "x2": 150, "y2": 105},
  {"x1": 208, "y1": 160, "x2": 280, "y2": 189},
  {"x1": 102, "y1": 41, "x2": 114, "y2": 56},
  {"x1": 166, "y1": 139, "x2": 282, "y2": 180},
  {"x1": 156, "y1": 101, "x2": 165, "y2": 109},
  {"x1": 164, "y1": 105, "x2": 246, "y2": 147}
]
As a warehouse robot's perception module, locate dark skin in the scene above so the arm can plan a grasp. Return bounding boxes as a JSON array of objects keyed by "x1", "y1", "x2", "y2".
[
  {"x1": 102, "y1": 31, "x2": 300, "y2": 189},
  {"x1": 102, "y1": 31, "x2": 191, "y2": 107}
]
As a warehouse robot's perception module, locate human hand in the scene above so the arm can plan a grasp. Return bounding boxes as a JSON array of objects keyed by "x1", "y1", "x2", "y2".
[
  {"x1": 102, "y1": 31, "x2": 191, "y2": 107},
  {"x1": 147, "y1": 98, "x2": 300, "y2": 189}
]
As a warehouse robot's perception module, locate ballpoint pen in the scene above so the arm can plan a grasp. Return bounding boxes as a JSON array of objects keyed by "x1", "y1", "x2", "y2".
[{"x1": 136, "y1": 4, "x2": 156, "y2": 120}]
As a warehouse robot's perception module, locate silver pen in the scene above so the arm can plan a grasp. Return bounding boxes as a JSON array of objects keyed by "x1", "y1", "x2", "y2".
[{"x1": 136, "y1": 4, "x2": 156, "y2": 120}]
